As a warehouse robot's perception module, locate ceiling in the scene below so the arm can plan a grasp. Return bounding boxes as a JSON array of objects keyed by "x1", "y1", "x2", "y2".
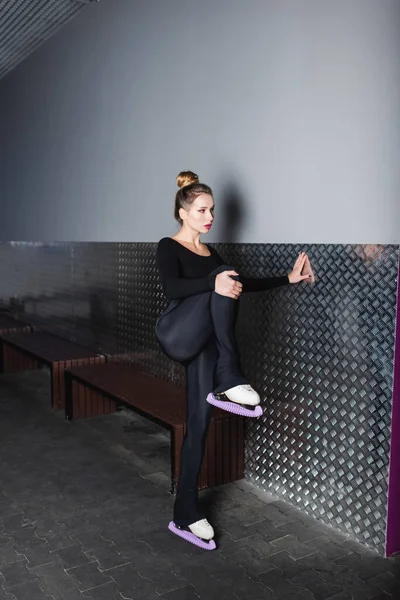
[{"x1": 0, "y1": 0, "x2": 98, "y2": 80}]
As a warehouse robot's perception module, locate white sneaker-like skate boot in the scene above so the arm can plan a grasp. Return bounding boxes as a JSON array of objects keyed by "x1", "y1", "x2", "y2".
[
  {"x1": 187, "y1": 518, "x2": 214, "y2": 540},
  {"x1": 222, "y1": 384, "x2": 260, "y2": 406}
]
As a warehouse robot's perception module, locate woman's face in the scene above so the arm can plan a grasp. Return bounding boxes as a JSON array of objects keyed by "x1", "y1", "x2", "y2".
[{"x1": 180, "y1": 193, "x2": 215, "y2": 234}]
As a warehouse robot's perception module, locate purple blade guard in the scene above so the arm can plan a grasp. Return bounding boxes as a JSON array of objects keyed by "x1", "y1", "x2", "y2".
[
  {"x1": 206, "y1": 393, "x2": 263, "y2": 418},
  {"x1": 168, "y1": 521, "x2": 216, "y2": 550}
]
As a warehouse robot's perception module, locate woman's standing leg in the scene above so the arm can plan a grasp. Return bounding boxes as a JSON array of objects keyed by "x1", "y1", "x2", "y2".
[{"x1": 173, "y1": 335, "x2": 218, "y2": 526}]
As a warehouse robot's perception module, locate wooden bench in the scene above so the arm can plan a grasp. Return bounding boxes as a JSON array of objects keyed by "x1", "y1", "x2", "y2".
[
  {"x1": 0, "y1": 313, "x2": 33, "y2": 335},
  {"x1": 0, "y1": 331, "x2": 105, "y2": 410},
  {"x1": 0, "y1": 314, "x2": 34, "y2": 373},
  {"x1": 64, "y1": 363, "x2": 245, "y2": 493}
]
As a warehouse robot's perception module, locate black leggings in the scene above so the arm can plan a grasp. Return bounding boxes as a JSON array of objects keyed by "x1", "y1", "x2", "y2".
[{"x1": 155, "y1": 265, "x2": 247, "y2": 526}]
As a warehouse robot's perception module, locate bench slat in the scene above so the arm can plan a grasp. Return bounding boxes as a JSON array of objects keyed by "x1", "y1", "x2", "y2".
[
  {"x1": 1, "y1": 331, "x2": 101, "y2": 363},
  {"x1": 0, "y1": 331, "x2": 105, "y2": 410},
  {"x1": 0, "y1": 314, "x2": 32, "y2": 334},
  {"x1": 66, "y1": 363, "x2": 234, "y2": 428},
  {"x1": 66, "y1": 363, "x2": 186, "y2": 427}
]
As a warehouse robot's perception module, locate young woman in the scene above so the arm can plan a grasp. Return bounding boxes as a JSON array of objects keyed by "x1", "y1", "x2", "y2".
[{"x1": 155, "y1": 171, "x2": 312, "y2": 549}]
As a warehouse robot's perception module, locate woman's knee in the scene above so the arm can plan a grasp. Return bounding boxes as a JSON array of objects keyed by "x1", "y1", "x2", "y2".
[{"x1": 211, "y1": 264, "x2": 241, "y2": 283}]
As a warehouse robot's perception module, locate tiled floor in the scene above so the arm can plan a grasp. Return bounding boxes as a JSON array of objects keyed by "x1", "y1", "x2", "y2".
[{"x1": 0, "y1": 369, "x2": 399, "y2": 600}]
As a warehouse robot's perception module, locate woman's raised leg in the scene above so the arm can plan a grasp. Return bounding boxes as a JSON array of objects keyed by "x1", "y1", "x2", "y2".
[{"x1": 156, "y1": 265, "x2": 245, "y2": 391}]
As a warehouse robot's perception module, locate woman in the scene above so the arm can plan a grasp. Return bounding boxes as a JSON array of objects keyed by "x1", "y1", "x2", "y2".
[{"x1": 155, "y1": 171, "x2": 312, "y2": 549}]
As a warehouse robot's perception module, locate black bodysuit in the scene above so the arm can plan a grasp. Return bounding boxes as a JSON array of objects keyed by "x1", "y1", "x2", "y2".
[
  {"x1": 157, "y1": 237, "x2": 289, "y2": 299},
  {"x1": 155, "y1": 237, "x2": 289, "y2": 527}
]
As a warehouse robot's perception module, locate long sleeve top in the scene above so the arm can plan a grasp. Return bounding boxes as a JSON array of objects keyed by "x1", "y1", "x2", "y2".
[{"x1": 156, "y1": 237, "x2": 290, "y2": 300}]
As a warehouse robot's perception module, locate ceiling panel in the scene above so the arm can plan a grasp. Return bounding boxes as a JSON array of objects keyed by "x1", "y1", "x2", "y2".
[{"x1": 0, "y1": 0, "x2": 97, "y2": 80}]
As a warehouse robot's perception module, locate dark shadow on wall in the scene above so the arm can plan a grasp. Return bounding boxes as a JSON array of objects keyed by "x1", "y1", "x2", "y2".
[{"x1": 217, "y1": 177, "x2": 248, "y2": 243}]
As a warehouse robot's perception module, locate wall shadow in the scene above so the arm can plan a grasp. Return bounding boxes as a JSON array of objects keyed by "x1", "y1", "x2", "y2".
[{"x1": 216, "y1": 177, "x2": 248, "y2": 243}]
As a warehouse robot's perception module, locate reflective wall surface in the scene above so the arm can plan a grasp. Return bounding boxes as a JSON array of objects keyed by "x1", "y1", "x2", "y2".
[{"x1": 0, "y1": 241, "x2": 398, "y2": 555}]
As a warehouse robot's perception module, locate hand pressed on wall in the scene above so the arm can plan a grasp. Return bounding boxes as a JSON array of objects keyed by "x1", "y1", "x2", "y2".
[{"x1": 288, "y1": 252, "x2": 315, "y2": 284}]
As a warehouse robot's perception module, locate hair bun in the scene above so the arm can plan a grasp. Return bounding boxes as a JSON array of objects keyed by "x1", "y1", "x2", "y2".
[{"x1": 176, "y1": 171, "x2": 199, "y2": 189}]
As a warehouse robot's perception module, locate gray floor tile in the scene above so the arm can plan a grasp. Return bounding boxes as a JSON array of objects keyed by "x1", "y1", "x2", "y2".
[
  {"x1": 366, "y1": 571, "x2": 400, "y2": 596},
  {"x1": 277, "y1": 521, "x2": 326, "y2": 543},
  {"x1": 66, "y1": 562, "x2": 112, "y2": 592},
  {"x1": 161, "y1": 587, "x2": 200, "y2": 600},
  {"x1": 261, "y1": 550, "x2": 309, "y2": 578},
  {"x1": 54, "y1": 545, "x2": 93, "y2": 569},
  {"x1": 32, "y1": 561, "x2": 86, "y2": 599},
  {"x1": 218, "y1": 532, "x2": 275, "y2": 559},
  {"x1": 103, "y1": 563, "x2": 159, "y2": 598},
  {"x1": 328, "y1": 571, "x2": 383, "y2": 600},
  {"x1": 270, "y1": 534, "x2": 316, "y2": 559},
  {"x1": 82, "y1": 581, "x2": 124, "y2": 599},
  {"x1": 290, "y1": 568, "x2": 344, "y2": 600},
  {"x1": 257, "y1": 568, "x2": 314, "y2": 599},
  {"x1": 85, "y1": 542, "x2": 130, "y2": 571},
  {"x1": 0, "y1": 587, "x2": 16, "y2": 600},
  {"x1": 0, "y1": 515, "x2": 32, "y2": 534},
  {"x1": 334, "y1": 552, "x2": 388, "y2": 581},
  {"x1": 220, "y1": 505, "x2": 267, "y2": 527},
  {"x1": 303, "y1": 535, "x2": 352, "y2": 561},
  {"x1": 297, "y1": 551, "x2": 348, "y2": 580},
  {"x1": 6, "y1": 580, "x2": 54, "y2": 600},
  {"x1": 0, "y1": 543, "x2": 24, "y2": 568},
  {"x1": 0, "y1": 559, "x2": 38, "y2": 589},
  {"x1": 16, "y1": 545, "x2": 59, "y2": 569},
  {"x1": 223, "y1": 546, "x2": 279, "y2": 578}
]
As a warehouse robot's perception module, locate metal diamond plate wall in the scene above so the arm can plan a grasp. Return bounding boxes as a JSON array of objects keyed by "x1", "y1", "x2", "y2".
[
  {"x1": 0, "y1": 242, "x2": 118, "y2": 354},
  {"x1": 117, "y1": 243, "x2": 184, "y2": 384},
  {"x1": 0, "y1": 240, "x2": 398, "y2": 554},
  {"x1": 71, "y1": 243, "x2": 118, "y2": 355},
  {"x1": 0, "y1": 241, "x2": 74, "y2": 339},
  {"x1": 215, "y1": 242, "x2": 399, "y2": 554}
]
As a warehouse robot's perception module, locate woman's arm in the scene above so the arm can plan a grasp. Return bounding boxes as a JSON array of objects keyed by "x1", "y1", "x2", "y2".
[
  {"x1": 242, "y1": 251, "x2": 312, "y2": 291},
  {"x1": 156, "y1": 239, "x2": 216, "y2": 299},
  {"x1": 241, "y1": 275, "x2": 290, "y2": 293},
  {"x1": 209, "y1": 245, "x2": 290, "y2": 293}
]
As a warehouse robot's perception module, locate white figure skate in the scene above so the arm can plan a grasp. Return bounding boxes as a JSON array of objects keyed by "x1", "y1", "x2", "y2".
[
  {"x1": 207, "y1": 384, "x2": 263, "y2": 418},
  {"x1": 168, "y1": 518, "x2": 216, "y2": 550}
]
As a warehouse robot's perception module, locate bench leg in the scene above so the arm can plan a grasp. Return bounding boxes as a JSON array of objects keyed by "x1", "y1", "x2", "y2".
[
  {"x1": 65, "y1": 379, "x2": 117, "y2": 420},
  {"x1": 51, "y1": 364, "x2": 61, "y2": 410},
  {"x1": 2, "y1": 343, "x2": 40, "y2": 374},
  {"x1": 65, "y1": 371, "x2": 73, "y2": 421},
  {"x1": 171, "y1": 417, "x2": 245, "y2": 494}
]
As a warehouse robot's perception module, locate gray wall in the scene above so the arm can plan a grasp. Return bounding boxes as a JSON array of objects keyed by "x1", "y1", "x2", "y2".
[{"x1": 1, "y1": 0, "x2": 399, "y2": 243}]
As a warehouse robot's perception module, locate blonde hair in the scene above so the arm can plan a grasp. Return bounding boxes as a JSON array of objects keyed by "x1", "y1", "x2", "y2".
[
  {"x1": 174, "y1": 171, "x2": 213, "y2": 225},
  {"x1": 176, "y1": 170, "x2": 199, "y2": 189}
]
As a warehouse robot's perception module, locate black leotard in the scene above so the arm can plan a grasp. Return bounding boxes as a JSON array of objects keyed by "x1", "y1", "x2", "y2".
[{"x1": 157, "y1": 237, "x2": 289, "y2": 300}]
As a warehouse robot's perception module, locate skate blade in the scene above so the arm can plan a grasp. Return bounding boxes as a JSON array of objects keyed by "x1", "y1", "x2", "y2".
[
  {"x1": 168, "y1": 521, "x2": 216, "y2": 550},
  {"x1": 207, "y1": 393, "x2": 263, "y2": 418}
]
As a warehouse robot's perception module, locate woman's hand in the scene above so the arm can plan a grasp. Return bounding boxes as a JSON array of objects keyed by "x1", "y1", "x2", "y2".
[
  {"x1": 215, "y1": 270, "x2": 243, "y2": 299},
  {"x1": 288, "y1": 252, "x2": 314, "y2": 284}
]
